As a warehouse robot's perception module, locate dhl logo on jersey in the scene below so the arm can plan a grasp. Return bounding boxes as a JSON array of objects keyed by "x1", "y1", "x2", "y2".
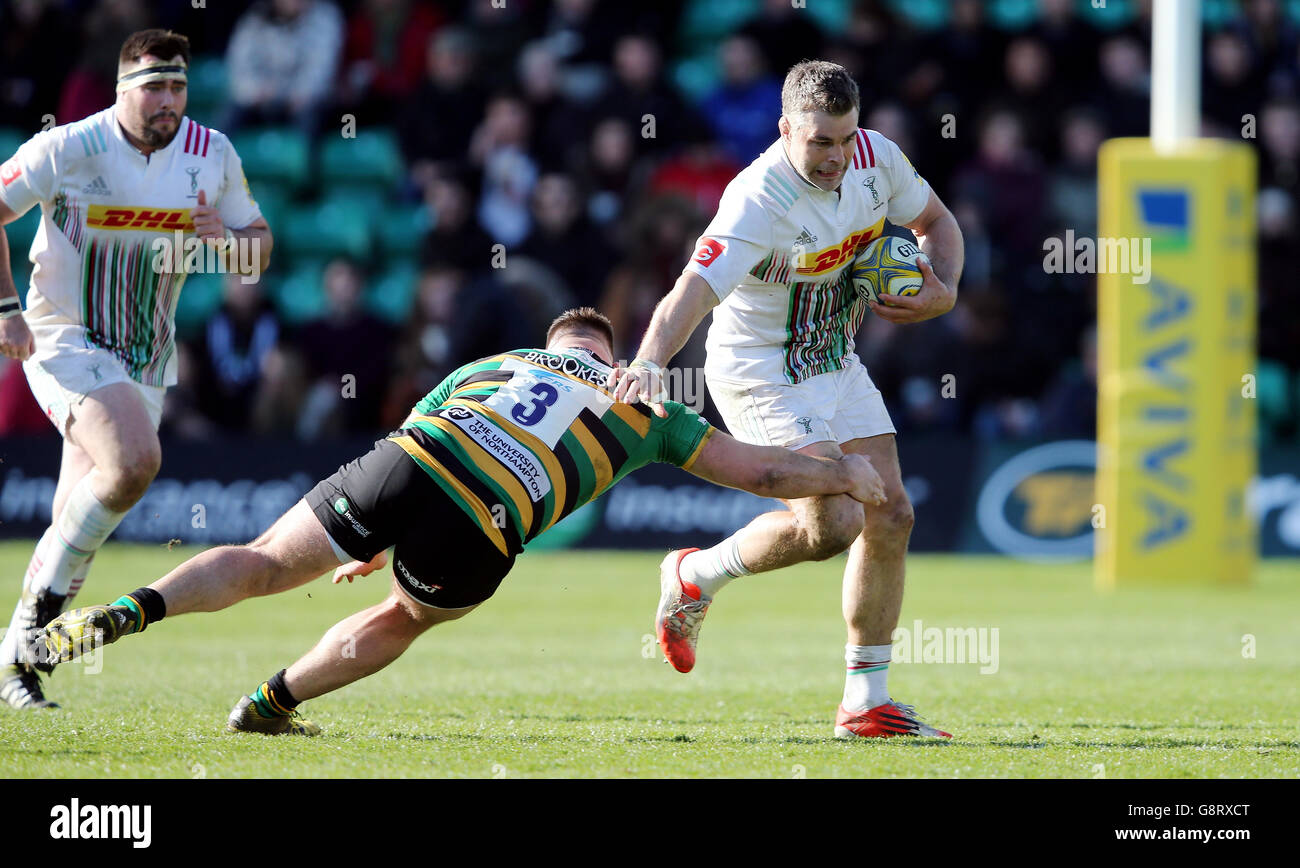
[
  {"x1": 792, "y1": 220, "x2": 885, "y2": 275},
  {"x1": 86, "y1": 205, "x2": 193, "y2": 232}
]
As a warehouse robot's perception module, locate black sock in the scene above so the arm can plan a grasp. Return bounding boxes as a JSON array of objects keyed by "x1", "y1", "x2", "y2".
[
  {"x1": 251, "y1": 669, "x2": 300, "y2": 718},
  {"x1": 112, "y1": 587, "x2": 166, "y2": 633},
  {"x1": 124, "y1": 589, "x2": 165, "y2": 631}
]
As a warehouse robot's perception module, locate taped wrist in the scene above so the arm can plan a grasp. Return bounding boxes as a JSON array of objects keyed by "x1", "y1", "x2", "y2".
[{"x1": 628, "y1": 358, "x2": 669, "y2": 403}]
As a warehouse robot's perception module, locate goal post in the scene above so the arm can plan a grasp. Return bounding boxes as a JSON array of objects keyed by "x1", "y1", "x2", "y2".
[{"x1": 1094, "y1": 0, "x2": 1257, "y2": 588}]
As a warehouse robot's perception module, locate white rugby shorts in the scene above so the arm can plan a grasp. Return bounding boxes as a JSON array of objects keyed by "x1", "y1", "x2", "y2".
[
  {"x1": 708, "y1": 356, "x2": 895, "y2": 450},
  {"x1": 22, "y1": 321, "x2": 166, "y2": 437}
]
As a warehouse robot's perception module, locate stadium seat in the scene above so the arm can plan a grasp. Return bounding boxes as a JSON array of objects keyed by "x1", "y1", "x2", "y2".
[
  {"x1": 11, "y1": 261, "x2": 32, "y2": 297},
  {"x1": 0, "y1": 127, "x2": 25, "y2": 161},
  {"x1": 318, "y1": 130, "x2": 403, "y2": 191},
  {"x1": 269, "y1": 261, "x2": 328, "y2": 325},
  {"x1": 990, "y1": 0, "x2": 1039, "y2": 30},
  {"x1": 233, "y1": 127, "x2": 311, "y2": 192},
  {"x1": 1256, "y1": 359, "x2": 1292, "y2": 444},
  {"x1": 1077, "y1": 0, "x2": 1135, "y2": 30},
  {"x1": 375, "y1": 204, "x2": 429, "y2": 259},
  {"x1": 323, "y1": 186, "x2": 388, "y2": 227},
  {"x1": 366, "y1": 265, "x2": 419, "y2": 324},
  {"x1": 1202, "y1": 0, "x2": 1246, "y2": 28},
  {"x1": 186, "y1": 56, "x2": 229, "y2": 123},
  {"x1": 174, "y1": 271, "x2": 226, "y2": 339},
  {"x1": 678, "y1": 0, "x2": 764, "y2": 52},
  {"x1": 883, "y1": 0, "x2": 949, "y2": 30},
  {"x1": 678, "y1": 0, "x2": 850, "y2": 53},
  {"x1": 248, "y1": 181, "x2": 291, "y2": 232},
  {"x1": 671, "y1": 54, "x2": 720, "y2": 103},
  {"x1": 5, "y1": 209, "x2": 40, "y2": 261},
  {"x1": 278, "y1": 200, "x2": 371, "y2": 263},
  {"x1": 674, "y1": 0, "x2": 851, "y2": 97},
  {"x1": 1293, "y1": 369, "x2": 1300, "y2": 444}
]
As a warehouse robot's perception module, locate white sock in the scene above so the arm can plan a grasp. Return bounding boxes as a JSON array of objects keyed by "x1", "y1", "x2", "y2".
[
  {"x1": 67, "y1": 554, "x2": 93, "y2": 603},
  {"x1": 842, "y1": 644, "x2": 892, "y2": 711},
  {"x1": 0, "y1": 529, "x2": 54, "y2": 664},
  {"x1": 678, "y1": 535, "x2": 751, "y2": 598},
  {"x1": 38, "y1": 478, "x2": 126, "y2": 597},
  {"x1": 1, "y1": 482, "x2": 122, "y2": 665}
]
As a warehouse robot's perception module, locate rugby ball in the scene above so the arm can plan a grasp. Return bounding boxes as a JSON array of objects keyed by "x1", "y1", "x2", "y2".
[{"x1": 850, "y1": 236, "x2": 929, "y2": 305}]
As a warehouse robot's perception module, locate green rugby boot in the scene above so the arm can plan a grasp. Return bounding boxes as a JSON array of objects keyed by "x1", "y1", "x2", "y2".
[
  {"x1": 226, "y1": 695, "x2": 321, "y2": 737},
  {"x1": 41, "y1": 604, "x2": 135, "y2": 664}
]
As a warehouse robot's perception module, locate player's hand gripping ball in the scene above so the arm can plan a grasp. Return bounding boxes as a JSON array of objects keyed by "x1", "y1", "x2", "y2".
[{"x1": 850, "y1": 236, "x2": 930, "y2": 306}]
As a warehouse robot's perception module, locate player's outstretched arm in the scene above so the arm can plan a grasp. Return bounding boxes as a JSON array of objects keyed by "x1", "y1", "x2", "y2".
[
  {"x1": 607, "y1": 270, "x2": 718, "y2": 418},
  {"x1": 0, "y1": 199, "x2": 34, "y2": 361},
  {"x1": 685, "y1": 430, "x2": 886, "y2": 505}
]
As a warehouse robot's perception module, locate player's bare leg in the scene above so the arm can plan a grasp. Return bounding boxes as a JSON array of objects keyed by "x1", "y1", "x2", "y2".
[
  {"x1": 40, "y1": 499, "x2": 466, "y2": 737},
  {"x1": 737, "y1": 442, "x2": 865, "y2": 571},
  {"x1": 223, "y1": 581, "x2": 475, "y2": 737},
  {"x1": 840, "y1": 434, "x2": 910, "y2": 649},
  {"x1": 657, "y1": 439, "x2": 864, "y2": 671},
  {"x1": 286, "y1": 579, "x2": 475, "y2": 701},
  {"x1": 41, "y1": 499, "x2": 343, "y2": 665},
  {"x1": 150, "y1": 500, "x2": 343, "y2": 614},
  {"x1": 1, "y1": 383, "x2": 158, "y2": 708},
  {"x1": 63, "y1": 382, "x2": 162, "y2": 511},
  {"x1": 832, "y1": 433, "x2": 949, "y2": 738}
]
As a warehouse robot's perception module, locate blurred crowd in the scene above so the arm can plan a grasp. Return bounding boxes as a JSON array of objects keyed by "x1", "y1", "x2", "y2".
[{"x1": 1, "y1": 0, "x2": 1298, "y2": 444}]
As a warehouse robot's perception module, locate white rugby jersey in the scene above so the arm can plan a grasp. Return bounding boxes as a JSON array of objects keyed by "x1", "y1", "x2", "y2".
[
  {"x1": 0, "y1": 108, "x2": 262, "y2": 386},
  {"x1": 685, "y1": 129, "x2": 930, "y2": 385}
]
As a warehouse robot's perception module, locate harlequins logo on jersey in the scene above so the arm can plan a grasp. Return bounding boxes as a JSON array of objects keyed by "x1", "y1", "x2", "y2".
[
  {"x1": 186, "y1": 167, "x2": 200, "y2": 198},
  {"x1": 863, "y1": 175, "x2": 882, "y2": 209}
]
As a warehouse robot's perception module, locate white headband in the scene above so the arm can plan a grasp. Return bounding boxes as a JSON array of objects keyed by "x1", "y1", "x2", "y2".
[{"x1": 116, "y1": 62, "x2": 188, "y2": 93}]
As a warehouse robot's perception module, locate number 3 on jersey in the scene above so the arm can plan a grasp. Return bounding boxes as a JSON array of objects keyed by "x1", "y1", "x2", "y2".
[
  {"x1": 483, "y1": 371, "x2": 585, "y2": 447},
  {"x1": 510, "y1": 383, "x2": 559, "y2": 426}
]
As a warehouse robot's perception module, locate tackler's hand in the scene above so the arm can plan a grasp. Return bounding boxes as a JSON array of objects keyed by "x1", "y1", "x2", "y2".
[
  {"x1": 606, "y1": 358, "x2": 669, "y2": 418},
  {"x1": 332, "y1": 549, "x2": 389, "y2": 584}
]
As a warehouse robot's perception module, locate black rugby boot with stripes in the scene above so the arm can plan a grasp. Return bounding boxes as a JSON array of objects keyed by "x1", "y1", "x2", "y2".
[{"x1": 0, "y1": 663, "x2": 58, "y2": 709}]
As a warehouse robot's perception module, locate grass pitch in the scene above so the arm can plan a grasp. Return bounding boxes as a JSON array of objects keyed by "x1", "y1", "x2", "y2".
[{"x1": 1, "y1": 543, "x2": 1297, "y2": 778}]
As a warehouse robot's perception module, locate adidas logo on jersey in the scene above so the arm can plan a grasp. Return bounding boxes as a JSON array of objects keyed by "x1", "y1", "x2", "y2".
[
  {"x1": 82, "y1": 175, "x2": 112, "y2": 196},
  {"x1": 794, "y1": 226, "x2": 818, "y2": 247}
]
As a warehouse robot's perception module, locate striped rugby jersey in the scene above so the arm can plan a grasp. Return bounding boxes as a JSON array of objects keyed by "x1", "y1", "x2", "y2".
[
  {"x1": 0, "y1": 108, "x2": 261, "y2": 386},
  {"x1": 685, "y1": 130, "x2": 930, "y2": 386},
  {"x1": 392, "y1": 347, "x2": 716, "y2": 556}
]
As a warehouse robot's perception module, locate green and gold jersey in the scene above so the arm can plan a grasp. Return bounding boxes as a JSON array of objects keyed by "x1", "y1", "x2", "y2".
[{"x1": 390, "y1": 347, "x2": 716, "y2": 556}]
